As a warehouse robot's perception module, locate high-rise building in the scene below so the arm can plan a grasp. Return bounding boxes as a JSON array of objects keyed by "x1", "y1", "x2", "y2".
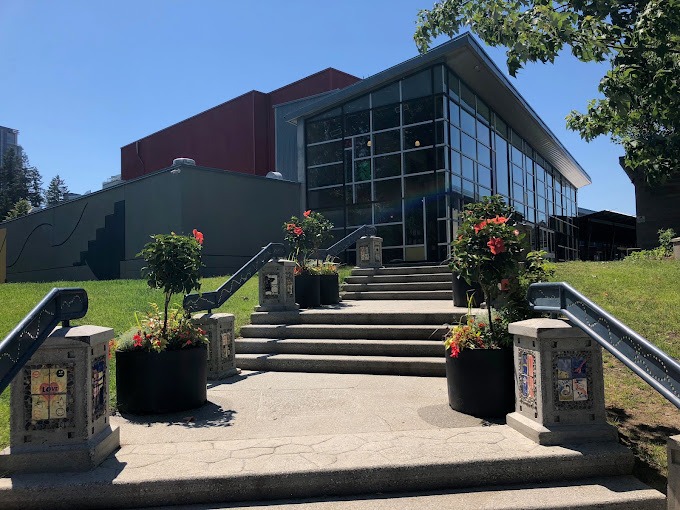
[{"x1": 0, "y1": 125, "x2": 20, "y2": 160}]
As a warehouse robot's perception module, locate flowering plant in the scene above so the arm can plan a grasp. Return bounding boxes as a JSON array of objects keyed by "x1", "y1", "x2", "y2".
[
  {"x1": 283, "y1": 210, "x2": 333, "y2": 272},
  {"x1": 444, "y1": 312, "x2": 511, "y2": 358},
  {"x1": 112, "y1": 229, "x2": 206, "y2": 353}
]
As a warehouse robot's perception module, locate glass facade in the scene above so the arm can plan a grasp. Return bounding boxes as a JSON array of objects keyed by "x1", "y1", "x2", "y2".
[{"x1": 304, "y1": 65, "x2": 579, "y2": 262}]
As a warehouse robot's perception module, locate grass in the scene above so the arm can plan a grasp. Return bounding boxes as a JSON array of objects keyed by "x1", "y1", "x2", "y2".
[
  {"x1": 552, "y1": 259, "x2": 680, "y2": 490},
  {"x1": 0, "y1": 261, "x2": 677, "y2": 490}
]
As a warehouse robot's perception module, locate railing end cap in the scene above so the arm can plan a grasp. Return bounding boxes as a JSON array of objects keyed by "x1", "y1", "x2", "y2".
[{"x1": 508, "y1": 318, "x2": 590, "y2": 339}]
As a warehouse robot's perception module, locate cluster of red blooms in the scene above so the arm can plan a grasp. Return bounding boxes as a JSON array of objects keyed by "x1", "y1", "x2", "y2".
[
  {"x1": 192, "y1": 229, "x2": 204, "y2": 245},
  {"x1": 469, "y1": 216, "x2": 521, "y2": 256},
  {"x1": 286, "y1": 210, "x2": 312, "y2": 237}
]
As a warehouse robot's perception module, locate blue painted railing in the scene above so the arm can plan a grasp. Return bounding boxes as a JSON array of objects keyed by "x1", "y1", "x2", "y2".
[
  {"x1": 0, "y1": 288, "x2": 88, "y2": 394},
  {"x1": 528, "y1": 281, "x2": 680, "y2": 410}
]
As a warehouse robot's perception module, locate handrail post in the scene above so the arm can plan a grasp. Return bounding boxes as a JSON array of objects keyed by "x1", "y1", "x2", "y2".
[{"x1": 355, "y1": 235, "x2": 383, "y2": 269}]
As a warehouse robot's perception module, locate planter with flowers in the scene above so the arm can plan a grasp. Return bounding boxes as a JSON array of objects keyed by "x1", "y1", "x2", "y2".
[
  {"x1": 316, "y1": 259, "x2": 340, "y2": 305},
  {"x1": 446, "y1": 195, "x2": 526, "y2": 418},
  {"x1": 114, "y1": 229, "x2": 209, "y2": 415},
  {"x1": 283, "y1": 210, "x2": 333, "y2": 308}
]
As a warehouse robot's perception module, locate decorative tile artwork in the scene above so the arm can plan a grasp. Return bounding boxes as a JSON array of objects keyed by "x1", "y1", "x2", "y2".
[
  {"x1": 552, "y1": 351, "x2": 593, "y2": 410},
  {"x1": 23, "y1": 363, "x2": 75, "y2": 430},
  {"x1": 518, "y1": 349, "x2": 537, "y2": 409},
  {"x1": 92, "y1": 356, "x2": 107, "y2": 421},
  {"x1": 373, "y1": 243, "x2": 382, "y2": 264},
  {"x1": 221, "y1": 331, "x2": 232, "y2": 359},
  {"x1": 360, "y1": 246, "x2": 370, "y2": 262},
  {"x1": 264, "y1": 274, "x2": 279, "y2": 297}
]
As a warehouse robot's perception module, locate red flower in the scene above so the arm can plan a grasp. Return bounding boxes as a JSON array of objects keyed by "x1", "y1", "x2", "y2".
[
  {"x1": 492, "y1": 216, "x2": 508, "y2": 224},
  {"x1": 449, "y1": 344, "x2": 461, "y2": 358},
  {"x1": 303, "y1": 210, "x2": 312, "y2": 217},
  {"x1": 487, "y1": 237, "x2": 506, "y2": 255},
  {"x1": 286, "y1": 223, "x2": 295, "y2": 231},
  {"x1": 513, "y1": 229, "x2": 520, "y2": 236},
  {"x1": 478, "y1": 322, "x2": 486, "y2": 329},
  {"x1": 473, "y1": 220, "x2": 488, "y2": 233},
  {"x1": 499, "y1": 278, "x2": 510, "y2": 291},
  {"x1": 133, "y1": 333, "x2": 143, "y2": 348},
  {"x1": 192, "y1": 229, "x2": 204, "y2": 245},
  {"x1": 293, "y1": 226, "x2": 303, "y2": 236}
]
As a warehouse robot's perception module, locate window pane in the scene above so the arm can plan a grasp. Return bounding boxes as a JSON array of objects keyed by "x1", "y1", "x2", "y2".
[
  {"x1": 374, "y1": 129, "x2": 401, "y2": 155},
  {"x1": 372, "y1": 82, "x2": 400, "y2": 108},
  {"x1": 404, "y1": 173, "x2": 437, "y2": 198},
  {"x1": 404, "y1": 148, "x2": 437, "y2": 174},
  {"x1": 344, "y1": 150, "x2": 352, "y2": 182},
  {"x1": 433, "y1": 65, "x2": 445, "y2": 93},
  {"x1": 449, "y1": 101, "x2": 460, "y2": 126},
  {"x1": 450, "y1": 126, "x2": 460, "y2": 150},
  {"x1": 403, "y1": 97, "x2": 434, "y2": 125},
  {"x1": 512, "y1": 164, "x2": 524, "y2": 184},
  {"x1": 308, "y1": 186, "x2": 343, "y2": 209},
  {"x1": 477, "y1": 120, "x2": 490, "y2": 145},
  {"x1": 460, "y1": 83, "x2": 475, "y2": 111},
  {"x1": 347, "y1": 204, "x2": 372, "y2": 226},
  {"x1": 307, "y1": 163, "x2": 343, "y2": 188},
  {"x1": 319, "y1": 209, "x2": 345, "y2": 228},
  {"x1": 451, "y1": 151, "x2": 461, "y2": 175},
  {"x1": 478, "y1": 165, "x2": 492, "y2": 188},
  {"x1": 448, "y1": 71, "x2": 460, "y2": 101},
  {"x1": 345, "y1": 94, "x2": 370, "y2": 113},
  {"x1": 513, "y1": 183, "x2": 524, "y2": 202},
  {"x1": 355, "y1": 182, "x2": 372, "y2": 203},
  {"x1": 462, "y1": 178, "x2": 474, "y2": 198},
  {"x1": 461, "y1": 109, "x2": 476, "y2": 136},
  {"x1": 462, "y1": 156, "x2": 474, "y2": 180},
  {"x1": 402, "y1": 69, "x2": 432, "y2": 100},
  {"x1": 307, "y1": 141, "x2": 343, "y2": 166},
  {"x1": 373, "y1": 104, "x2": 400, "y2": 131},
  {"x1": 404, "y1": 204, "x2": 424, "y2": 244},
  {"x1": 354, "y1": 160, "x2": 371, "y2": 181},
  {"x1": 435, "y1": 95, "x2": 445, "y2": 119},
  {"x1": 494, "y1": 135, "x2": 509, "y2": 196},
  {"x1": 404, "y1": 124, "x2": 435, "y2": 149},
  {"x1": 479, "y1": 186, "x2": 492, "y2": 198},
  {"x1": 306, "y1": 117, "x2": 342, "y2": 144},
  {"x1": 477, "y1": 99, "x2": 490, "y2": 122},
  {"x1": 461, "y1": 133, "x2": 476, "y2": 159},
  {"x1": 477, "y1": 142, "x2": 491, "y2": 167},
  {"x1": 354, "y1": 135, "x2": 371, "y2": 158},
  {"x1": 375, "y1": 204, "x2": 403, "y2": 226},
  {"x1": 344, "y1": 110, "x2": 370, "y2": 136},
  {"x1": 374, "y1": 178, "x2": 401, "y2": 202},
  {"x1": 495, "y1": 115, "x2": 508, "y2": 139},
  {"x1": 374, "y1": 154, "x2": 401, "y2": 178}
]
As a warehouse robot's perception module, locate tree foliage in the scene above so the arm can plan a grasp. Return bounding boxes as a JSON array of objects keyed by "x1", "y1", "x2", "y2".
[
  {"x1": 415, "y1": 0, "x2": 680, "y2": 184},
  {"x1": 3, "y1": 199, "x2": 32, "y2": 222},
  {"x1": 0, "y1": 147, "x2": 43, "y2": 218},
  {"x1": 46, "y1": 174, "x2": 69, "y2": 206}
]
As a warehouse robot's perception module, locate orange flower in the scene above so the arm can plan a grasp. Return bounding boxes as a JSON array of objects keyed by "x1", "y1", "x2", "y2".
[
  {"x1": 487, "y1": 237, "x2": 506, "y2": 255},
  {"x1": 133, "y1": 332, "x2": 143, "y2": 348},
  {"x1": 473, "y1": 220, "x2": 488, "y2": 233},
  {"x1": 514, "y1": 229, "x2": 520, "y2": 236},
  {"x1": 286, "y1": 223, "x2": 295, "y2": 231},
  {"x1": 192, "y1": 229, "x2": 204, "y2": 245},
  {"x1": 294, "y1": 226, "x2": 303, "y2": 236},
  {"x1": 303, "y1": 210, "x2": 312, "y2": 217}
]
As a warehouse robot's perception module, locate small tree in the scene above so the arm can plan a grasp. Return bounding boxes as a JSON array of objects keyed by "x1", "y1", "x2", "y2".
[
  {"x1": 283, "y1": 210, "x2": 333, "y2": 267},
  {"x1": 138, "y1": 229, "x2": 204, "y2": 339},
  {"x1": 3, "y1": 199, "x2": 32, "y2": 221},
  {"x1": 46, "y1": 175, "x2": 69, "y2": 206}
]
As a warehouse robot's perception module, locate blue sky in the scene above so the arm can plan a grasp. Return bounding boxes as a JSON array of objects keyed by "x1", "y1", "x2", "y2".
[{"x1": 1, "y1": 0, "x2": 634, "y2": 214}]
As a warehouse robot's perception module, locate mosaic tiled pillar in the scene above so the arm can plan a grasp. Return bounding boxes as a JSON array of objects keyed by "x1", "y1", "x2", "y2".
[
  {"x1": 669, "y1": 435, "x2": 680, "y2": 510},
  {"x1": 256, "y1": 259, "x2": 298, "y2": 312},
  {"x1": 506, "y1": 318, "x2": 618, "y2": 445},
  {"x1": 672, "y1": 237, "x2": 680, "y2": 260},
  {"x1": 192, "y1": 313, "x2": 239, "y2": 380},
  {"x1": 0, "y1": 325, "x2": 120, "y2": 473},
  {"x1": 355, "y1": 236, "x2": 383, "y2": 269}
]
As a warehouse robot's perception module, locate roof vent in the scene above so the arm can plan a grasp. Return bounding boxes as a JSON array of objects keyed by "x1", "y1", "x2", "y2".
[
  {"x1": 173, "y1": 157, "x2": 196, "y2": 166},
  {"x1": 266, "y1": 171, "x2": 283, "y2": 180}
]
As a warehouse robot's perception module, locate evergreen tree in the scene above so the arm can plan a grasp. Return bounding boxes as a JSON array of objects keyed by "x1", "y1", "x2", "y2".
[
  {"x1": 0, "y1": 148, "x2": 30, "y2": 218},
  {"x1": 46, "y1": 175, "x2": 69, "y2": 206},
  {"x1": 26, "y1": 166, "x2": 44, "y2": 208},
  {"x1": 3, "y1": 199, "x2": 32, "y2": 222}
]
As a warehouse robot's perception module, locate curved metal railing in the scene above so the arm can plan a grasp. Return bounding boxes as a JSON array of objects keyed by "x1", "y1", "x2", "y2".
[
  {"x1": 315, "y1": 225, "x2": 376, "y2": 259},
  {"x1": 183, "y1": 243, "x2": 287, "y2": 313},
  {"x1": 0, "y1": 288, "x2": 88, "y2": 394},
  {"x1": 528, "y1": 281, "x2": 680, "y2": 410}
]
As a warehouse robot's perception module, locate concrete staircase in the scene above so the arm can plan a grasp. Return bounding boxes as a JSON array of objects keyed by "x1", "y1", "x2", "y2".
[{"x1": 341, "y1": 265, "x2": 453, "y2": 300}]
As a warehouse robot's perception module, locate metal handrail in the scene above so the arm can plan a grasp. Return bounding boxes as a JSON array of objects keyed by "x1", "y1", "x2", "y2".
[
  {"x1": 0, "y1": 288, "x2": 88, "y2": 394},
  {"x1": 183, "y1": 243, "x2": 287, "y2": 313},
  {"x1": 528, "y1": 281, "x2": 680, "y2": 410},
  {"x1": 316, "y1": 225, "x2": 377, "y2": 259}
]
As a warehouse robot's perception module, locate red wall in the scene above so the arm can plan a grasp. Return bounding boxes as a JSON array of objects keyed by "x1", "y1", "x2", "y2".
[{"x1": 121, "y1": 68, "x2": 360, "y2": 180}]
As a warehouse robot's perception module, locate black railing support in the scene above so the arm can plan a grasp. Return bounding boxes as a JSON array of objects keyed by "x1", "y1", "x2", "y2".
[
  {"x1": 528, "y1": 282, "x2": 680, "y2": 410},
  {"x1": 0, "y1": 287, "x2": 88, "y2": 394}
]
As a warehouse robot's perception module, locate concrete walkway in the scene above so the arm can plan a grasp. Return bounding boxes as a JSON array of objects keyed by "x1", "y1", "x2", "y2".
[{"x1": 1, "y1": 371, "x2": 653, "y2": 510}]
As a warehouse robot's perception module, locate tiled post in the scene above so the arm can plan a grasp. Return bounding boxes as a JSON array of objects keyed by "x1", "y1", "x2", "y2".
[
  {"x1": 672, "y1": 237, "x2": 680, "y2": 260},
  {"x1": 356, "y1": 236, "x2": 383, "y2": 269},
  {"x1": 506, "y1": 318, "x2": 618, "y2": 445},
  {"x1": 669, "y1": 435, "x2": 680, "y2": 510},
  {"x1": 0, "y1": 325, "x2": 120, "y2": 474},
  {"x1": 256, "y1": 259, "x2": 298, "y2": 312},
  {"x1": 192, "y1": 313, "x2": 238, "y2": 380}
]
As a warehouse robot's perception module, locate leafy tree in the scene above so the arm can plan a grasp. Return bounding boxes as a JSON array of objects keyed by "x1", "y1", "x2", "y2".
[
  {"x1": 46, "y1": 174, "x2": 69, "y2": 206},
  {"x1": 3, "y1": 199, "x2": 32, "y2": 221},
  {"x1": 0, "y1": 147, "x2": 30, "y2": 218},
  {"x1": 414, "y1": 0, "x2": 680, "y2": 184}
]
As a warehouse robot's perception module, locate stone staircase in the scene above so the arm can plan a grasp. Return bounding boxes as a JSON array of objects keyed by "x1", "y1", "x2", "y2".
[{"x1": 341, "y1": 264, "x2": 454, "y2": 300}]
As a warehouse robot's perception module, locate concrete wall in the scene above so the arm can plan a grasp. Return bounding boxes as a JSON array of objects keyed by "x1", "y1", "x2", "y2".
[{"x1": 2, "y1": 164, "x2": 301, "y2": 283}]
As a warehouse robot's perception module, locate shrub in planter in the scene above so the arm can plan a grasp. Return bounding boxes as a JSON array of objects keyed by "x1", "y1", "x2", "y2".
[
  {"x1": 113, "y1": 229, "x2": 209, "y2": 415},
  {"x1": 316, "y1": 259, "x2": 341, "y2": 305}
]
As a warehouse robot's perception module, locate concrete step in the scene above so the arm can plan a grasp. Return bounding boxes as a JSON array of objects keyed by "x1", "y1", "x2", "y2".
[
  {"x1": 236, "y1": 338, "x2": 445, "y2": 357},
  {"x1": 149, "y1": 477, "x2": 666, "y2": 510},
  {"x1": 239, "y1": 324, "x2": 450, "y2": 340},
  {"x1": 236, "y1": 353, "x2": 446, "y2": 376},
  {"x1": 341, "y1": 290, "x2": 453, "y2": 300},
  {"x1": 249, "y1": 309, "x2": 467, "y2": 325},
  {"x1": 2, "y1": 427, "x2": 656, "y2": 509},
  {"x1": 351, "y1": 265, "x2": 450, "y2": 276},
  {"x1": 345, "y1": 273, "x2": 453, "y2": 284},
  {"x1": 342, "y1": 281, "x2": 453, "y2": 292}
]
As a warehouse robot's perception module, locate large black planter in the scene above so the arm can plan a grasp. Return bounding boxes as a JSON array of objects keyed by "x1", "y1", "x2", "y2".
[
  {"x1": 452, "y1": 273, "x2": 484, "y2": 308},
  {"x1": 295, "y1": 273, "x2": 321, "y2": 308},
  {"x1": 319, "y1": 274, "x2": 340, "y2": 305},
  {"x1": 116, "y1": 346, "x2": 207, "y2": 415},
  {"x1": 445, "y1": 347, "x2": 515, "y2": 418}
]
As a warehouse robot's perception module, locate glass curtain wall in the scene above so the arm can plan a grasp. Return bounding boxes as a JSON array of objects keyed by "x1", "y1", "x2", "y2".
[{"x1": 305, "y1": 64, "x2": 580, "y2": 262}]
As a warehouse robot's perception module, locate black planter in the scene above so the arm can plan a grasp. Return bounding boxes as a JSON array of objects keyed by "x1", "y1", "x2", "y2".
[
  {"x1": 295, "y1": 273, "x2": 321, "y2": 308},
  {"x1": 452, "y1": 273, "x2": 484, "y2": 307},
  {"x1": 445, "y1": 347, "x2": 515, "y2": 418},
  {"x1": 319, "y1": 274, "x2": 340, "y2": 305},
  {"x1": 116, "y1": 346, "x2": 207, "y2": 415}
]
